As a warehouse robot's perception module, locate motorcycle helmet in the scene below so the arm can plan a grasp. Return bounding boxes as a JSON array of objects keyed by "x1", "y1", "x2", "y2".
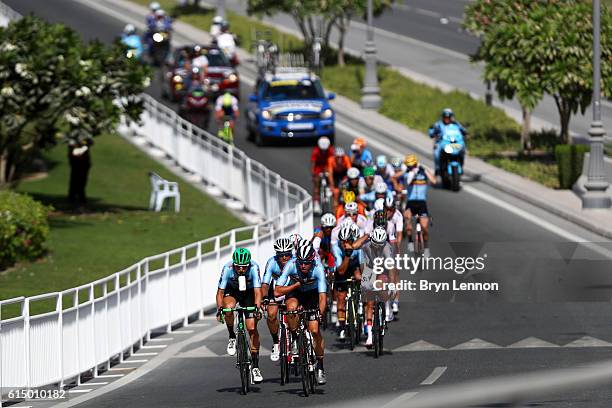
[
  {"x1": 123, "y1": 24, "x2": 136, "y2": 35},
  {"x1": 149, "y1": 1, "x2": 161, "y2": 11}
]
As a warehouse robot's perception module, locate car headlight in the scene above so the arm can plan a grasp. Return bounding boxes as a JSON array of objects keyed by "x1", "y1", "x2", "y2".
[
  {"x1": 444, "y1": 145, "x2": 454, "y2": 154},
  {"x1": 320, "y1": 108, "x2": 333, "y2": 119},
  {"x1": 211, "y1": 84, "x2": 219, "y2": 92},
  {"x1": 262, "y1": 110, "x2": 272, "y2": 120},
  {"x1": 227, "y1": 73, "x2": 238, "y2": 82},
  {"x1": 152, "y1": 33, "x2": 164, "y2": 43},
  {"x1": 173, "y1": 75, "x2": 183, "y2": 83}
]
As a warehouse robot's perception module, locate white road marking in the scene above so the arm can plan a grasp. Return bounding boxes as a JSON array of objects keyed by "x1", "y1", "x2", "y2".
[
  {"x1": 382, "y1": 392, "x2": 419, "y2": 407},
  {"x1": 565, "y1": 336, "x2": 612, "y2": 348},
  {"x1": 415, "y1": 7, "x2": 440, "y2": 18},
  {"x1": 173, "y1": 330, "x2": 195, "y2": 334},
  {"x1": 393, "y1": 340, "x2": 445, "y2": 352},
  {"x1": 420, "y1": 366, "x2": 447, "y2": 385},
  {"x1": 141, "y1": 345, "x2": 167, "y2": 349},
  {"x1": 107, "y1": 367, "x2": 135, "y2": 371},
  {"x1": 122, "y1": 359, "x2": 149, "y2": 363},
  {"x1": 451, "y1": 338, "x2": 502, "y2": 350},
  {"x1": 135, "y1": 352, "x2": 158, "y2": 356},
  {"x1": 149, "y1": 337, "x2": 173, "y2": 342},
  {"x1": 68, "y1": 389, "x2": 92, "y2": 394},
  {"x1": 82, "y1": 382, "x2": 109, "y2": 386},
  {"x1": 508, "y1": 337, "x2": 559, "y2": 349},
  {"x1": 97, "y1": 374, "x2": 125, "y2": 378}
]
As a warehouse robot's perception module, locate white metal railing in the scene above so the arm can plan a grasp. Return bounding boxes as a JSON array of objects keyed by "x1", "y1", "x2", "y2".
[{"x1": 0, "y1": 93, "x2": 313, "y2": 398}]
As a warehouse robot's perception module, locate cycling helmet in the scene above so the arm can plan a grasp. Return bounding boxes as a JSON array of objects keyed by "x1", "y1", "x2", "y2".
[
  {"x1": 191, "y1": 66, "x2": 201, "y2": 76},
  {"x1": 347, "y1": 167, "x2": 360, "y2": 179},
  {"x1": 149, "y1": 1, "x2": 161, "y2": 11},
  {"x1": 442, "y1": 108, "x2": 454, "y2": 119},
  {"x1": 296, "y1": 243, "x2": 316, "y2": 262},
  {"x1": 297, "y1": 237, "x2": 311, "y2": 250},
  {"x1": 213, "y1": 15, "x2": 224, "y2": 24},
  {"x1": 343, "y1": 190, "x2": 356, "y2": 203},
  {"x1": 390, "y1": 157, "x2": 402, "y2": 169},
  {"x1": 221, "y1": 21, "x2": 230, "y2": 31},
  {"x1": 374, "y1": 210, "x2": 387, "y2": 227},
  {"x1": 338, "y1": 225, "x2": 354, "y2": 242},
  {"x1": 155, "y1": 9, "x2": 166, "y2": 17},
  {"x1": 274, "y1": 237, "x2": 293, "y2": 254},
  {"x1": 334, "y1": 147, "x2": 345, "y2": 157},
  {"x1": 354, "y1": 137, "x2": 366, "y2": 148},
  {"x1": 321, "y1": 213, "x2": 336, "y2": 228},
  {"x1": 340, "y1": 217, "x2": 354, "y2": 228},
  {"x1": 385, "y1": 196, "x2": 394, "y2": 209},
  {"x1": 349, "y1": 223, "x2": 361, "y2": 239},
  {"x1": 193, "y1": 44, "x2": 202, "y2": 54},
  {"x1": 289, "y1": 233, "x2": 303, "y2": 247},
  {"x1": 317, "y1": 136, "x2": 331, "y2": 150},
  {"x1": 376, "y1": 155, "x2": 387, "y2": 168},
  {"x1": 363, "y1": 166, "x2": 375, "y2": 177},
  {"x1": 222, "y1": 92, "x2": 233, "y2": 107},
  {"x1": 123, "y1": 24, "x2": 136, "y2": 35},
  {"x1": 375, "y1": 182, "x2": 387, "y2": 194},
  {"x1": 345, "y1": 201, "x2": 358, "y2": 215},
  {"x1": 370, "y1": 227, "x2": 388, "y2": 244},
  {"x1": 232, "y1": 248, "x2": 251, "y2": 266},
  {"x1": 374, "y1": 198, "x2": 385, "y2": 212},
  {"x1": 404, "y1": 154, "x2": 417, "y2": 167}
]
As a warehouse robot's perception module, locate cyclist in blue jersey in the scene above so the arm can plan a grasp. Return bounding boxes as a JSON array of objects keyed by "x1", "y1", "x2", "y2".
[
  {"x1": 275, "y1": 244, "x2": 328, "y2": 385},
  {"x1": 261, "y1": 238, "x2": 294, "y2": 363},
  {"x1": 392, "y1": 154, "x2": 436, "y2": 258},
  {"x1": 216, "y1": 248, "x2": 263, "y2": 383},
  {"x1": 332, "y1": 224, "x2": 364, "y2": 340}
]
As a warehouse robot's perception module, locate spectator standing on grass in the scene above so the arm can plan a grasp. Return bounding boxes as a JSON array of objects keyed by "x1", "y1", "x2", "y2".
[{"x1": 68, "y1": 140, "x2": 91, "y2": 205}]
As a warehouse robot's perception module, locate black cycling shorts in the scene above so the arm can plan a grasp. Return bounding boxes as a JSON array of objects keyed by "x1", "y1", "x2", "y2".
[
  {"x1": 286, "y1": 289, "x2": 321, "y2": 321},
  {"x1": 405, "y1": 200, "x2": 428, "y2": 217},
  {"x1": 223, "y1": 287, "x2": 256, "y2": 318},
  {"x1": 334, "y1": 259, "x2": 360, "y2": 292}
]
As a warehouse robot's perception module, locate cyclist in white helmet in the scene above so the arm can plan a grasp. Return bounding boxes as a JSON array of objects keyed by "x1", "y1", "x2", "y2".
[
  {"x1": 311, "y1": 136, "x2": 334, "y2": 215},
  {"x1": 261, "y1": 237, "x2": 294, "y2": 362}
]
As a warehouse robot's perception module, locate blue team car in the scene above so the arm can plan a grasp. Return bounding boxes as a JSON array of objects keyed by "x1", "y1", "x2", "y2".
[{"x1": 246, "y1": 68, "x2": 335, "y2": 146}]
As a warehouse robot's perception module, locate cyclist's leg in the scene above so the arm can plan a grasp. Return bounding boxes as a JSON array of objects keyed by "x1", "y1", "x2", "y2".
[
  {"x1": 266, "y1": 302, "x2": 279, "y2": 344},
  {"x1": 313, "y1": 172, "x2": 321, "y2": 205},
  {"x1": 285, "y1": 296, "x2": 300, "y2": 333},
  {"x1": 335, "y1": 277, "x2": 348, "y2": 336},
  {"x1": 222, "y1": 294, "x2": 237, "y2": 337}
]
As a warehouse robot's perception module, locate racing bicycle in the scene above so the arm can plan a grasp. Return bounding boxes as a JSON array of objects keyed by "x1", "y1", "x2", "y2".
[
  {"x1": 338, "y1": 278, "x2": 363, "y2": 350},
  {"x1": 318, "y1": 172, "x2": 333, "y2": 215},
  {"x1": 218, "y1": 115, "x2": 234, "y2": 144},
  {"x1": 280, "y1": 308, "x2": 318, "y2": 396},
  {"x1": 221, "y1": 306, "x2": 258, "y2": 395}
]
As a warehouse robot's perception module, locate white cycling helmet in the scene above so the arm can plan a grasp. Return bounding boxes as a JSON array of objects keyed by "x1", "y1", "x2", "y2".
[
  {"x1": 334, "y1": 147, "x2": 345, "y2": 157},
  {"x1": 390, "y1": 157, "x2": 402, "y2": 169},
  {"x1": 149, "y1": 1, "x2": 161, "y2": 11},
  {"x1": 274, "y1": 237, "x2": 293, "y2": 254},
  {"x1": 155, "y1": 9, "x2": 165, "y2": 17},
  {"x1": 213, "y1": 15, "x2": 224, "y2": 24},
  {"x1": 374, "y1": 198, "x2": 385, "y2": 212},
  {"x1": 289, "y1": 233, "x2": 302, "y2": 247},
  {"x1": 318, "y1": 136, "x2": 331, "y2": 150},
  {"x1": 124, "y1": 24, "x2": 136, "y2": 35},
  {"x1": 296, "y1": 243, "x2": 316, "y2": 262},
  {"x1": 370, "y1": 227, "x2": 388, "y2": 244},
  {"x1": 338, "y1": 225, "x2": 354, "y2": 242},
  {"x1": 349, "y1": 223, "x2": 361, "y2": 239},
  {"x1": 347, "y1": 167, "x2": 360, "y2": 179},
  {"x1": 375, "y1": 182, "x2": 387, "y2": 194},
  {"x1": 321, "y1": 213, "x2": 336, "y2": 228},
  {"x1": 340, "y1": 217, "x2": 354, "y2": 228},
  {"x1": 344, "y1": 201, "x2": 358, "y2": 214},
  {"x1": 297, "y1": 237, "x2": 311, "y2": 250},
  {"x1": 376, "y1": 155, "x2": 387, "y2": 168},
  {"x1": 385, "y1": 196, "x2": 394, "y2": 209}
]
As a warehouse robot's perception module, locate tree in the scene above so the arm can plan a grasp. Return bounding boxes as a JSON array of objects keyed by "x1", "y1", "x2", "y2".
[
  {"x1": 0, "y1": 16, "x2": 150, "y2": 196},
  {"x1": 465, "y1": 0, "x2": 612, "y2": 146}
]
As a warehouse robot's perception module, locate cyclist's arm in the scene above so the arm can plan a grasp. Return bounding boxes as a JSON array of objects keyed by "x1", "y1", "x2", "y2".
[
  {"x1": 318, "y1": 293, "x2": 327, "y2": 316},
  {"x1": 274, "y1": 264, "x2": 300, "y2": 296},
  {"x1": 423, "y1": 166, "x2": 437, "y2": 184},
  {"x1": 216, "y1": 288, "x2": 224, "y2": 309},
  {"x1": 352, "y1": 233, "x2": 369, "y2": 249},
  {"x1": 335, "y1": 245, "x2": 351, "y2": 276}
]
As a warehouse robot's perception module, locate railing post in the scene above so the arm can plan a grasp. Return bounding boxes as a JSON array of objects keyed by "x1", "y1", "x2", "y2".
[
  {"x1": 57, "y1": 293, "x2": 64, "y2": 387},
  {"x1": 227, "y1": 144, "x2": 234, "y2": 197},
  {"x1": 297, "y1": 202, "x2": 304, "y2": 236},
  {"x1": 244, "y1": 158, "x2": 252, "y2": 210},
  {"x1": 0, "y1": 299, "x2": 3, "y2": 408},
  {"x1": 197, "y1": 242, "x2": 204, "y2": 320},
  {"x1": 215, "y1": 236, "x2": 221, "y2": 278},
  {"x1": 143, "y1": 261, "x2": 151, "y2": 342},
  {"x1": 165, "y1": 254, "x2": 172, "y2": 333},
  {"x1": 182, "y1": 248, "x2": 189, "y2": 327},
  {"x1": 24, "y1": 298, "x2": 31, "y2": 390},
  {"x1": 253, "y1": 225, "x2": 260, "y2": 261},
  {"x1": 74, "y1": 289, "x2": 82, "y2": 384},
  {"x1": 230, "y1": 230, "x2": 237, "y2": 253},
  {"x1": 264, "y1": 168, "x2": 271, "y2": 218},
  {"x1": 279, "y1": 212, "x2": 285, "y2": 236},
  {"x1": 103, "y1": 281, "x2": 110, "y2": 371}
]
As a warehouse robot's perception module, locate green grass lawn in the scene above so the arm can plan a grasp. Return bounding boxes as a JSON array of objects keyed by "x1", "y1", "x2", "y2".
[{"x1": 1, "y1": 133, "x2": 243, "y2": 314}]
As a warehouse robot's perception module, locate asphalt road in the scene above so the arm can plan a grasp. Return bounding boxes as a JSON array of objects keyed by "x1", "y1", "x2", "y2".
[{"x1": 6, "y1": 1, "x2": 612, "y2": 406}]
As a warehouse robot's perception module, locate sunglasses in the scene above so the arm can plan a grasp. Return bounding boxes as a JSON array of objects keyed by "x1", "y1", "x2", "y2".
[
  {"x1": 346, "y1": 212, "x2": 358, "y2": 217},
  {"x1": 277, "y1": 252, "x2": 292, "y2": 258},
  {"x1": 296, "y1": 259, "x2": 314, "y2": 266},
  {"x1": 233, "y1": 264, "x2": 249, "y2": 272}
]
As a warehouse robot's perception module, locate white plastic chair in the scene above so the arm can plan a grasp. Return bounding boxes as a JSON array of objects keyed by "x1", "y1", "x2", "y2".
[{"x1": 149, "y1": 171, "x2": 180, "y2": 212}]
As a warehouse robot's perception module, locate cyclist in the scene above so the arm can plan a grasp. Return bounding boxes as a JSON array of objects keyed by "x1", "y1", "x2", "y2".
[
  {"x1": 358, "y1": 166, "x2": 380, "y2": 196},
  {"x1": 328, "y1": 147, "x2": 352, "y2": 209},
  {"x1": 216, "y1": 248, "x2": 263, "y2": 383},
  {"x1": 311, "y1": 136, "x2": 335, "y2": 214},
  {"x1": 313, "y1": 213, "x2": 336, "y2": 270},
  {"x1": 392, "y1": 154, "x2": 436, "y2": 258},
  {"x1": 333, "y1": 224, "x2": 364, "y2": 340},
  {"x1": 360, "y1": 181, "x2": 393, "y2": 211},
  {"x1": 429, "y1": 108, "x2": 467, "y2": 175},
  {"x1": 191, "y1": 45, "x2": 209, "y2": 79},
  {"x1": 350, "y1": 137, "x2": 373, "y2": 171},
  {"x1": 356, "y1": 227, "x2": 394, "y2": 347},
  {"x1": 261, "y1": 238, "x2": 294, "y2": 362},
  {"x1": 214, "y1": 91, "x2": 239, "y2": 142},
  {"x1": 337, "y1": 201, "x2": 367, "y2": 234},
  {"x1": 274, "y1": 244, "x2": 328, "y2": 385},
  {"x1": 384, "y1": 196, "x2": 403, "y2": 252},
  {"x1": 335, "y1": 190, "x2": 366, "y2": 219}
]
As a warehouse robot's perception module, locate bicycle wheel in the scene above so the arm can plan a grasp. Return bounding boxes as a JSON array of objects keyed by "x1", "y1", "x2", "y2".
[
  {"x1": 346, "y1": 297, "x2": 355, "y2": 350},
  {"x1": 280, "y1": 326, "x2": 288, "y2": 386},
  {"x1": 373, "y1": 302, "x2": 381, "y2": 358},
  {"x1": 237, "y1": 333, "x2": 249, "y2": 395},
  {"x1": 307, "y1": 332, "x2": 316, "y2": 394},
  {"x1": 355, "y1": 296, "x2": 363, "y2": 345},
  {"x1": 379, "y1": 302, "x2": 385, "y2": 354},
  {"x1": 298, "y1": 330, "x2": 310, "y2": 397}
]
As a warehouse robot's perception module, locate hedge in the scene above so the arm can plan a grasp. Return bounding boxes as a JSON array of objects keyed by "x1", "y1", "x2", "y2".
[
  {"x1": 554, "y1": 144, "x2": 589, "y2": 189},
  {"x1": 0, "y1": 191, "x2": 50, "y2": 270}
]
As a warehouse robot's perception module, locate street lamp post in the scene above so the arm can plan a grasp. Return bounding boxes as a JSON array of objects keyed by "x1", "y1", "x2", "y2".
[
  {"x1": 361, "y1": 0, "x2": 381, "y2": 109},
  {"x1": 582, "y1": 0, "x2": 611, "y2": 209},
  {"x1": 217, "y1": 0, "x2": 226, "y2": 19}
]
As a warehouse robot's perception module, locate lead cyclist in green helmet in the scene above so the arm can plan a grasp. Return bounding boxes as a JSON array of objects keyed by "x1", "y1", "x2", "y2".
[
  {"x1": 215, "y1": 91, "x2": 239, "y2": 143},
  {"x1": 216, "y1": 247, "x2": 264, "y2": 383}
]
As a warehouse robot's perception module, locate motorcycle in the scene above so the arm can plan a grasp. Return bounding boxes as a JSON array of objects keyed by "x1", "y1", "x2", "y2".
[
  {"x1": 150, "y1": 30, "x2": 171, "y2": 66},
  {"x1": 437, "y1": 123, "x2": 466, "y2": 191},
  {"x1": 178, "y1": 84, "x2": 211, "y2": 130},
  {"x1": 121, "y1": 34, "x2": 143, "y2": 60}
]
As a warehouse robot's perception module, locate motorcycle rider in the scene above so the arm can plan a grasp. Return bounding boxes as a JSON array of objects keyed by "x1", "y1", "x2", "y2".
[
  {"x1": 311, "y1": 136, "x2": 335, "y2": 215},
  {"x1": 210, "y1": 15, "x2": 224, "y2": 39},
  {"x1": 121, "y1": 24, "x2": 143, "y2": 60},
  {"x1": 146, "y1": 9, "x2": 172, "y2": 55},
  {"x1": 146, "y1": 2, "x2": 161, "y2": 27},
  {"x1": 216, "y1": 21, "x2": 238, "y2": 65},
  {"x1": 429, "y1": 108, "x2": 467, "y2": 175}
]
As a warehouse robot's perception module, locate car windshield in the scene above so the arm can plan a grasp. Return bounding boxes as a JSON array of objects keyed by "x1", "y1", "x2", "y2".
[
  {"x1": 262, "y1": 80, "x2": 325, "y2": 101},
  {"x1": 205, "y1": 51, "x2": 230, "y2": 67}
]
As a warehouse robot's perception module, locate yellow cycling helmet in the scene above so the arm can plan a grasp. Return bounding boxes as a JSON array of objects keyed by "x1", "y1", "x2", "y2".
[
  {"x1": 343, "y1": 190, "x2": 356, "y2": 203},
  {"x1": 404, "y1": 154, "x2": 418, "y2": 167}
]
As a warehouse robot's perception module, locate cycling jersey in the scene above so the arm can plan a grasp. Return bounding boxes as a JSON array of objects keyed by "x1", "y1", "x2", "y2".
[
  {"x1": 215, "y1": 94, "x2": 239, "y2": 117},
  {"x1": 364, "y1": 217, "x2": 400, "y2": 245},
  {"x1": 262, "y1": 255, "x2": 292, "y2": 301},
  {"x1": 218, "y1": 260, "x2": 261, "y2": 290},
  {"x1": 334, "y1": 214, "x2": 367, "y2": 239},
  {"x1": 403, "y1": 166, "x2": 429, "y2": 202},
  {"x1": 359, "y1": 190, "x2": 393, "y2": 209},
  {"x1": 335, "y1": 202, "x2": 366, "y2": 220},
  {"x1": 276, "y1": 258, "x2": 327, "y2": 293},
  {"x1": 351, "y1": 148, "x2": 373, "y2": 170},
  {"x1": 312, "y1": 146, "x2": 335, "y2": 175},
  {"x1": 313, "y1": 227, "x2": 335, "y2": 268},
  {"x1": 332, "y1": 242, "x2": 364, "y2": 268},
  {"x1": 360, "y1": 241, "x2": 394, "y2": 296},
  {"x1": 328, "y1": 155, "x2": 352, "y2": 186}
]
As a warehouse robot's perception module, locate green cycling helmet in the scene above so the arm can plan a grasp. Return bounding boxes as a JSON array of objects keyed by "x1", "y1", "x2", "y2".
[
  {"x1": 363, "y1": 166, "x2": 375, "y2": 177},
  {"x1": 232, "y1": 247, "x2": 251, "y2": 266}
]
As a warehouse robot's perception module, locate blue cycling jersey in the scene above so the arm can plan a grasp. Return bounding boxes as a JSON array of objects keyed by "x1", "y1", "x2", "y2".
[
  {"x1": 332, "y1": 242, "x2": 364, "y2": 268},
  {"x1": 276, "y1": 258, "x2": 327, "y2": 293},
  {"x1": 403, "y1": 166, "x2": 429, "y2": 201},
  {"x1": 218, "y1": 261, "x2": 261, "y2": 290},
  {"x1": 262, "y1": 255, "x2": 294, "y2": 285},
  {"x1": 359, "y1": 190, "x2": 393, "y2": 205}
]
